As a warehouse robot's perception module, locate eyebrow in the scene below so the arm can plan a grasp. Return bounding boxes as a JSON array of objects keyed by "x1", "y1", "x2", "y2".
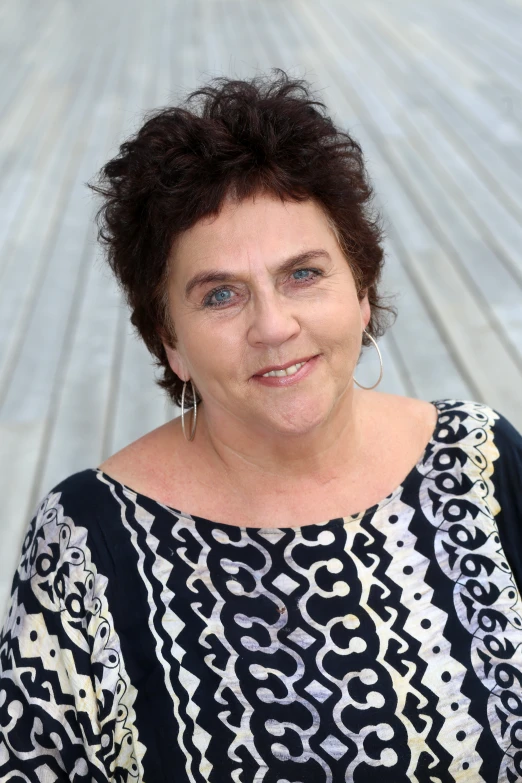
[{"x1": 184, "y1": 249, "x2": 332, "y2": 299}]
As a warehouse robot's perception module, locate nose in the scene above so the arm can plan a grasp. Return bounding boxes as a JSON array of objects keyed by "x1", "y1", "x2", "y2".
[{"x1": 247, "y1": 288, "x2": 301, "y2": 347}]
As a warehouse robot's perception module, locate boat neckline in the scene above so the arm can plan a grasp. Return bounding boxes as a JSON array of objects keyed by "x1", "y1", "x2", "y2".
[{"x1": 91, "y1": 400, "x2": 445, "y2": 532}]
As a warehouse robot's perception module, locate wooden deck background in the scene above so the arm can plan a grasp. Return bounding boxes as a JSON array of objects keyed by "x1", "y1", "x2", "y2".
[{"x1": 1, "y1": 0, "x2": 522, "y2": 617}]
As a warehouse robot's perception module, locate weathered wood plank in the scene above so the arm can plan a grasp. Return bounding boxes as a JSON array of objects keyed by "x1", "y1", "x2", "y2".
[
  {"x1": 0, "y1": 3, "x2": 138, "y2": 615},
  {"x1": 288, "y1": 0, "x2": 522, "y2": 423},
  {"x1": 325, "y1": 5, "x2": 522, "y2": 344}
]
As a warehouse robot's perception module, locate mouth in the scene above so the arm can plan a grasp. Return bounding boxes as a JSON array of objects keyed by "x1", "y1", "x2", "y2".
[
  {"x1": 253, "y1": 355, "x2": 318, "y2": 378},
  {"x1": 252, "y1": 355, "x2": 320, "y2": 386}
]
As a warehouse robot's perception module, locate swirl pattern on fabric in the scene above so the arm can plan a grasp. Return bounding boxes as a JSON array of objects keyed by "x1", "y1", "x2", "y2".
[
  {"x1": 419, "y1": 401, "x2": 522, "y2": 782},
  {"x1": 0, "y1": 489, "x2": 145, "y2": 781},
  {"x1": 1, "y1": 398, "x2": 522, "y2": 782}
]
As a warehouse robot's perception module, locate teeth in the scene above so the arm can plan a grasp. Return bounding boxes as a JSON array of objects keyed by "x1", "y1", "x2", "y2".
[{"x1": 262, "y1": 361, "x2": 306, "y2": 378}]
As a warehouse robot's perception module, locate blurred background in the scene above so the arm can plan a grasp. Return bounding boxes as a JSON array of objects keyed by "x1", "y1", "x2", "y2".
[{"x1": 1, "y1": 0, "x2": 522, "y2": 616}]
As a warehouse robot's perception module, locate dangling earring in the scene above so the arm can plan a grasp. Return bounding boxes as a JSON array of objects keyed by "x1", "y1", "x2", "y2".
[
  {"x1": 181, "y1": 379, "x2": 198, "y2": 441},
  {"x1": 354, "y1": 329, "x2": 383, "y2": 390}
]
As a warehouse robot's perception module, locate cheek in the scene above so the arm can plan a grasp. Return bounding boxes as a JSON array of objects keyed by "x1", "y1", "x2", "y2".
[
  {"x1": 308, "y1": 298, "x2": 361, "y2": 338},
  {"x1": 186, "y1": 325, "x2": 241, "y2": 378}
]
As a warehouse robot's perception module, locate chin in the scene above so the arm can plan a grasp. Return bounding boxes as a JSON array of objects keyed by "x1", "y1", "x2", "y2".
[{"x1": 264, "y1": 401, "x2": 332, "y2": 436}]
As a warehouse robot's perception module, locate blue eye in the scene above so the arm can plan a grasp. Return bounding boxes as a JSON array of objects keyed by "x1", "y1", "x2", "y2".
[
  {"x1": 213, "y1": 290, "x2": 232, "y2": 303},
  {"x1": 293, "y1": 268, "x2": 321, "y2": 281},
  {"x1": 204, "y1": 288, "x2": 234, "y2": 307}
]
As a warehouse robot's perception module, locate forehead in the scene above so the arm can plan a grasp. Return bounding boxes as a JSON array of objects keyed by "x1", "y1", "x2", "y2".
[{"x1": 171, "y1": 194, "x2": 338, "y2": 273}]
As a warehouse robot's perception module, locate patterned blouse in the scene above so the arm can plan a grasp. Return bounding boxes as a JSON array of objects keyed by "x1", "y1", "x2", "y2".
[{"x1": 1, "y1": 399, "x2": 522, "y2": 783}]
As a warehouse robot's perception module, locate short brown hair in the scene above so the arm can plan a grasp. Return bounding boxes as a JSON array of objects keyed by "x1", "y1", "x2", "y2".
[{"x1": 90, "y1": 70, "x2": 396, "y2": 407}]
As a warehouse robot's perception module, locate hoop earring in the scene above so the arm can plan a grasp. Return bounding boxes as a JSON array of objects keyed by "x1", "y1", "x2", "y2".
[
  {"x1": 354, "y1": 329, "x2": 383, "y2": 390},
  {"x1": 181, "y1": 379, "x2": 198, "y2": 441}
]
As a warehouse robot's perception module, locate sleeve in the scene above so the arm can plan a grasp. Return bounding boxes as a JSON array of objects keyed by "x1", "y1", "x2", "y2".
[
  {"x1": 0, "y1": 480, "x2": 144, "y2": 782},
  {"x1": 490, "y1": 408, "x2": 522, "y2": 590}
]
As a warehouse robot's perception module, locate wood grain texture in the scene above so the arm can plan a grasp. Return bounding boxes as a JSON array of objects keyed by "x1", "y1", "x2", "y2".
[{"x1": 1, "y1": 0, "x2": 521, "y2": 616}]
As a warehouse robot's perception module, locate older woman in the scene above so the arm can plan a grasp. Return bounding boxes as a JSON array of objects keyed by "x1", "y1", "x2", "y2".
[{"x1": 2, "y1": 72, "x2": 522, "y2": 783}]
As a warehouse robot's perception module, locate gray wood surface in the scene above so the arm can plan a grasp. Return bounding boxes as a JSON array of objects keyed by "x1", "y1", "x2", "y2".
[{"x1": 1, "y1": 0, "x2": 521, "y2": 617}]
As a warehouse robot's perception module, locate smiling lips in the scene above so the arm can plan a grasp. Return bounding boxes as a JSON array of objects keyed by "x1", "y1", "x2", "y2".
[
  {"x1": 254, "y1": 356, "x2": 316, "y2": 378},
  {"x1": 251, "y1": 355, "x2": 320, "y2": 387},
  {"x1": 260, "y1": 361, "x2": 307, "y2": 378}
]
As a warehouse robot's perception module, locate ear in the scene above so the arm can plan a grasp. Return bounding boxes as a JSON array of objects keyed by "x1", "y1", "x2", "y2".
[
  {"x1": 163, "y1": 342, "x2": 191, "y2": 382},
  {"x1": 360, "y1": 289, "x2": 371, "y2": 329},
  {"x1": 156, "y1": 326, "x2": 190, "y2": 381},
  {"x1": 157, "y1": 328, "x2": 190, "y2": 383}
]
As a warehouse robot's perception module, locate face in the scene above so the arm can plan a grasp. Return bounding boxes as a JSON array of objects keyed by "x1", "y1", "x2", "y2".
[{"x1": 162, "y1": 193, "x2": 371, "y2": 438}]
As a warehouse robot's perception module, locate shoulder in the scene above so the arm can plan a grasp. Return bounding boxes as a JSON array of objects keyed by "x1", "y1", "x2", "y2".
[
  {"x1": 426, "y1": 397, "x2": 518, "y2": 464},
  {"x1": 427, "y1": 399, "x2": 522, "y2": 513},
  {"x1": 27, "y1": 468, "x2": 124, "y2": 553},
  {"x1": 37, "y1": 465, "x2": 119, "y2": 508},
  {"x1": 357, "y1": 391, "x2": 439, "y2": 459},
  {"x1": 360, "y1": 389, "x2": 438, "y2": 426},
  {"x1": 97, "y1": 417, "x2": 182, "y2": 490},
  {"x1": 1, "y1": 467, "x2": 146, "y2": 779},
  {"x1": 432, "y1": 398, "x2": 522, "y2": 453},
  {"x1": 96, "y1": 417, "x2": 203, "y2": 511},
  {"x1": 5, "y1": 468, "x2": 137, "y2": 619},
  {"x1": 8, "y1": 469, "x2": 120, "y2": 608},
  {"x1": 433, "y1": 401, "x2": 522, "y2": 593},
  {"x1": 487, "y1": 403, "x2": 522, "y2": 453}
]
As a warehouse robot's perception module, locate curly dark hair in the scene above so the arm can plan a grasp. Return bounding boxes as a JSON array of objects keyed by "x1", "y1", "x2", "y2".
[{"x1": 89, "y1": 69, "x2": 396, "y2": 408}]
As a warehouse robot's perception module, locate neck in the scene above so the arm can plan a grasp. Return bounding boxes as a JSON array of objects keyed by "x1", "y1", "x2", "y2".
[{"x1": 194, "y1": 387, "x2": 368, "y2": 494}]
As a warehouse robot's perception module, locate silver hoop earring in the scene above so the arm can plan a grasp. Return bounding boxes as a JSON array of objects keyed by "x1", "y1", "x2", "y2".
[
  {"x1": 354, "y1": 329, "x2": 383, "y2": 390},
  {"x1": 181, "y1": 379, "x2": 198, "y2": 441}
]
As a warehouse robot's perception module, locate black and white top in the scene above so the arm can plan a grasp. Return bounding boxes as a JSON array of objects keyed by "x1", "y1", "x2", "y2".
[{"x1": 2, "y1": 399, "x2": 522, "y2": 783}]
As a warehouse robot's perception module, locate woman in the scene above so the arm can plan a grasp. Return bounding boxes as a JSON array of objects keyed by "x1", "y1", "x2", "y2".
[{"x1": 1, "y1": 71, "x2": 522, "y2": 783}]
